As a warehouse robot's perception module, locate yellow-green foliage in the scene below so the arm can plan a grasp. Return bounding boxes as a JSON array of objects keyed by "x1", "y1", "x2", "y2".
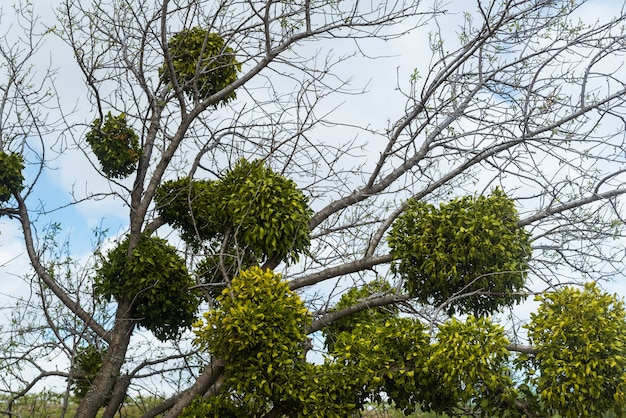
[
  {"x1": 93, "y1": 234, "x2": 201, "y2": 341},
  {"x1": 191, "y1": 283, "x2": 431, "y2": 417},
  {"x1": 322, "y1": 278, "x2": 399, "y2": 352},
  {"x1": 388, "y1": 188, "x2": 531, "y2": 315},
  {"x1": 195, "y1": 266, "x2": 309, "y2": 370},
  {"x1": 329, "y1": 317, "x2": 430, "y2": 415},
  {"x1": 191, "y1": 266, "x2": 311, "y2": 415},
  {"x1": 85, "y1": 112, "x2": 141, "y2": 179},
  {"x1": 423, "y1": 316, "x2": 516, "y2": 415},
  {"x1": 161, "y1": 27, "x2": 241, "y2": 103},
  {"x1": 522, "y1": 283, "x2": 626, "y2": 417},
  {"x1": 0, "y1": 151, "x2": 24, "y2": 203}
]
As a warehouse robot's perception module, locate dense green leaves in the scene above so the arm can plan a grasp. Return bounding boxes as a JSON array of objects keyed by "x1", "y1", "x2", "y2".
[
  {"x1": 93, "y1": 234, "x2": 201, "y2": 341},
  {"x1": 329, "y1": 317, "x2": 430, "y2": 415},
  {"x1": 191, "y1": 266, "x2": 312, "y2": 416},
  {"x1": 192, "y1": 274, "x2": 432, "y2": 417},
  {"x1": 322, "y1": 278, "x2": 399, "y2": 352},
  {"x1": 388, "y1": 188, "x2": 531, "y2": 315},
  {"x1": 0, "y1": 151, "x2": 24, "y2": 203},
  {"x1": 423, "y1": 316, "x2": 516, "y2": 416},
  {"x1": 218, "y1": 159, "x2": 313, "y2": 262},
  {"x1": 522, "y1": 283, "x2": 626, "y2": 417},
  {"x1": 161, "y1": 27, "x2": 241, "y2": 103},
  {"x1": 154, "y1": 177, "x2": 223, "y2": 244},
  {"x1": 71, "y1": 345, "x2": 108, "y2": 401},
  {"x1": 195, "y1": 266, "x2": 309, "y2": 367},
  {"x1": 85, "y1": 112, "x2": 141, "y2": 179},
  {"x1": 156, "y1": 159, "x2": 313, "y2": 275}
]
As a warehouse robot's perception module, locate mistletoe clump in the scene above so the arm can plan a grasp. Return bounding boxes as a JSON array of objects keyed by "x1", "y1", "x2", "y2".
[
  {"x1": 156, "y1": 159, "x2": 313, "y2": 267},
  {"x1": 72, "y1": 345, "x2": 108, "y2": 401},
  {"x1": 0, "y1": 151, "x2": 24, "y2": 203},
  {"x1": 322, "y1": 278, "x2": 399, "y2": 352},
  {"x1": 85, "y1": 112, "x2": 141, "y2": 179},
  {"x1": 94, "y1": 234, "x2": 201, "y2": 341},
  {"x1": 154, "y1": 177, "x2": 223, "y2": 244},
  {"x1": 190, "y1": 266, "x2": 311, "y2": 415},
  {"x1": 161, "y1": 27, "x2": 241, "y2": 103},
  {"x1": 388, "y1": 188, "x2": 531, "y2": 316},
  {"x1": 218, "y1": 159, "x2": 313, "y2": 262},
  {"x1": 522, "y1": 283, "x2": 626, "y2": 416}
]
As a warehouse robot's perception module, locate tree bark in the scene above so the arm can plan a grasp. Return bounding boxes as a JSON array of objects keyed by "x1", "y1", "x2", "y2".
[{"x1": 75, "y1": 300, "x2": 135, "y2": 418}]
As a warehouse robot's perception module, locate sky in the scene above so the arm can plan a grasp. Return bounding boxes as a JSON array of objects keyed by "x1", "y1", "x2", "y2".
[{"x1": 1, "y1": 0, "x2": 626, "y2": 393}]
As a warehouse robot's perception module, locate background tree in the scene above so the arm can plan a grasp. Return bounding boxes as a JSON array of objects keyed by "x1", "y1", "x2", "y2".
[{"x1": 1, "y1": 0, "x2": 626, "y2": 417}]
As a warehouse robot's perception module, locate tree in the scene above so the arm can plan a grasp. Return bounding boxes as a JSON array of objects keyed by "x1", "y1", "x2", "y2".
[{"x1": 1, "y1": 0, "x2": 626, "y2": 416}]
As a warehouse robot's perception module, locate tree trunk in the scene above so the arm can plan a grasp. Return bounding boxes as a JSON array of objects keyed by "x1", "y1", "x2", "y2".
[{"x1": 75, "y1": 300, "x2": 135, "y2": 418}]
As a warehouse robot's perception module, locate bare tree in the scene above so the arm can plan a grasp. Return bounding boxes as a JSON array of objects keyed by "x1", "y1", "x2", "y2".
[{"x1": 2, "y1": 0, "x2": 626, "y2": 416}]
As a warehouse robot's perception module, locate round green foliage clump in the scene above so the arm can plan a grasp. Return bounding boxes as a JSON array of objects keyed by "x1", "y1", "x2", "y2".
[
  {"x1": 388, "y1": 188, "x2": 531, "y2": 316},
  {"x1": 194, "y1": 267, "x2": 310, "y2": 412},
  {"x1": 94, "y1": 234, "x2": 201, "y2": 341},
  {"x1": 72, "y1": 345, "x2": 108, "y2": 401},
  {"x1": 154, "y1": 177, "x2": 222, "y2": 243},
  {"x1": 161, "y1": 27, "x2": 241, "y2": 103},
  {"x1": 322, "y1": 278, "x2": 399, "y2": 352},
  {"x1": 85, "y1": 112, "x2": 141, "y2": 179},
  {"x1": 0, "y1": 151, "x2": 24, "y2": 202},
  {"x1": 523, "y1": 283, "x2": 626, "y2": 417},
  {"x1": 423, "y1": 316, "x2": 515, "y2": 415},
  {"x1": 219, "y1": 159, "x2": 313, "y2": 262},
  {"x1": 156, "y1": 159, "x2": 313, "y2": 265},
  {"x1": 195, "y1": 266, "x2": 310, "y2": 363}
]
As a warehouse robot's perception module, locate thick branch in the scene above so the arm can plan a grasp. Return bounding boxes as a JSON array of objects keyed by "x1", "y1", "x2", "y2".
[
  {"x1": 289, "y1": 254, "x2": 392, "y2": 290},
  {"x1": 157, "y1": 358, "x2": 226, "y2": 418},
  {"x1": 307, "y1": 293, "x2": 410, "y2": 334},
  {"x1": 506, "y1": 343, "x2": 538, "y2": 355}
]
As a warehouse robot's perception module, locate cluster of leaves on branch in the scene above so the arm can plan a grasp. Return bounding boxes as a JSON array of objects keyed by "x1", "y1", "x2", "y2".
[
  {"x1": 85, "y1": 112, "x2": 141, "y2": 179},
  {"x1": 189, "y1": 272, "x2": 516, "y2": 416},
  {"x1": 155, "y1": 158, "x2": 313, "y2": 282},
  {"x1": 0, "y1": 151, "x2": 24, "y2": 203},
  {"x1": 190, "y1": 266, "x2": 313, "y2": 416},
  {"x1": 521, "y1": 283, "x2": 626, "y2": 417},
  {"x1": 388, "y1": 188, "x2": 531, "y2": 315},
  {"x1": 189, "y1": 269, "x2": 422, "y2": 417},
  {"x1": 71, "y1": 345, "x2": 109, "y2": 401},
  {"x1": 321, "y1": 278, "x2": 399, "y2": 352},
  {"x1": 161, "y1": 27, "x2": 241, "y2": 103},
  {"x1": 328, "y1": 316, "x2": 431, "y2": 415},
  {"x1": 93, "y1": 234, "x2": 201, "y2": 341},
  {"x1": 422, "y1": 316, "x2": 516, "y2": 415}
]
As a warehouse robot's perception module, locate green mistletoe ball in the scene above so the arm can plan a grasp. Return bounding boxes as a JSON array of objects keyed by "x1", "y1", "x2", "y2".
[
  {"x1": 161, "y1": 27, "x2": 241, "y2": 103},
  {"x1": 85, "y1": 112, "x2": 141, "y2": 179},
  {"x1": 156, "y1": 159, "x2": 313, "y2": 266},
  {"x1": 388, "y1": 188, "x2": 531, "y2": 316},
  {"x1": 94, "y1": 234, "x2": 201, "y2": 341}
]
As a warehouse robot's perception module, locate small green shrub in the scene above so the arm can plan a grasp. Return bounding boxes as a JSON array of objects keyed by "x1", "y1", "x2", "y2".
[
  {"x1": 161, "y1": 27, "x2": 241, "y2": 103},
  {"x1": 72, "y1": 345, "x2": 108, "y2": 401},
  {"x1": 85, "y1": 112, "x2": 141, "y2": 179},
  {"x1": 388, "y1": 188, "x2": 531, "y2": 315},
  {"x1": 94, "y1": 234, "x2": 201, "y2": 341}
]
